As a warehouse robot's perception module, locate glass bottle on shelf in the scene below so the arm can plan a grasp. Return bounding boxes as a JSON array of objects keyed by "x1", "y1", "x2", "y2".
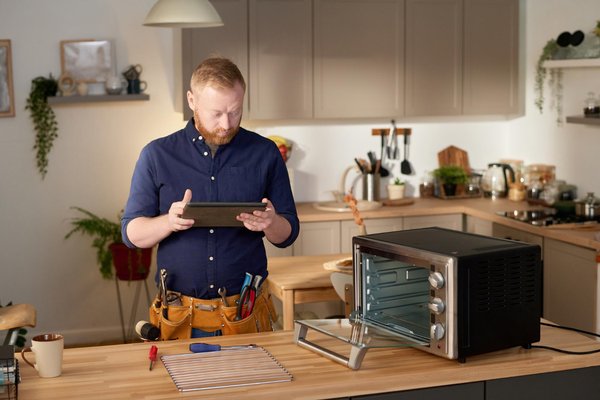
[{"x1": 583, "y1": 91, "x2": 600, "y2": 117}]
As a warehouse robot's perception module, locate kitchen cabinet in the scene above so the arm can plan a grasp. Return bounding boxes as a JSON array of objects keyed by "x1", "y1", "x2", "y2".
[
  {"x1": 313, "y1": 0, "x2": 404, "y2": 119},
  {"x1": 403, "y1": 214, "x2": 463, "y2": 231},
  {"x1": 248, "y1": 0, "x2": 312, "y2": 119},
  {"x1": 181, "y1": 0, "x2": 249, "y2": 121},
  {"x1": 292, "y1": 221, "x2": 341, "y2": 256},
  {"x1": 405, "y1": 0, "x2": 519, "y2": 117},
  {"x1": 465, "y1": 215, "x2": 493, "y2": 236},
  {"x1": 182, "y1": 0, "x2": 518, "y2": 120},
  {"x1": 405, "y1": 0, "x2": 462, "y2": 116},
  {"x1": 340, "y1": 217, "x2": 404, "y2": 253},
  {"x1": 543, "y1": 238, "x2": 599, "y2": 333},
  {"x1": 463, "y1": 0, "x2": 519, "y2": 115},
  {"x1": 492, "y1": 223, "x2": 544, "y2": 258}
]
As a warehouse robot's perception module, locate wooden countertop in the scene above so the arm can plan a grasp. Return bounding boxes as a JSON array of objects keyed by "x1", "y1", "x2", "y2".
[
  {"x1": 16, "y1": 323, "x2": 600, "y2": 399},
  {"x1": 297, "y1": 198, "x2": 600, "y2": 251}
]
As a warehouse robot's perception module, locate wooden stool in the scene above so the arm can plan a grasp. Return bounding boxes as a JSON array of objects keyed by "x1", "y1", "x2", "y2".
[{"x1": 0, "y1": 304, "x2": 36, "y2": 345}]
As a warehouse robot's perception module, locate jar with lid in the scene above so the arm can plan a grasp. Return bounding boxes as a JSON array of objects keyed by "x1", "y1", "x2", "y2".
[
  {"x1": 584, "y1": 92, "x2": 600, "y2": 117},
  {"x1": 523, "y1": 164, "x2": 555, "y2": 187},
  {"x1": 419, "y1": 171, "x2": 435, "y2": 198}
]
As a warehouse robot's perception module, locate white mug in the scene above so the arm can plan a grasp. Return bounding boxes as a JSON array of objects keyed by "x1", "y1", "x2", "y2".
[{"x1": 21, "y1": 333, "x2": 64, "y2": 378}]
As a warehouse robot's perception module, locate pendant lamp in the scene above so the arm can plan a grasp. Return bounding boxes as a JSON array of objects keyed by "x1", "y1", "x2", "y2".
[{"x1": 144, "y1": 0, "x2": 224, "y2": 28}]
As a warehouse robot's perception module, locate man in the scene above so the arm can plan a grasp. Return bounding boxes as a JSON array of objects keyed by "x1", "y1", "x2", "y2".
[{"x1": 121, "y1": 57, "x2": 299, "y2": 338}]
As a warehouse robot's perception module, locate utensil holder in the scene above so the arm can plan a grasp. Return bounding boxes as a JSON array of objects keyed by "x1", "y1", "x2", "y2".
[{"x1": 362, "y1": 174, "x2": 380, "y2": 202}]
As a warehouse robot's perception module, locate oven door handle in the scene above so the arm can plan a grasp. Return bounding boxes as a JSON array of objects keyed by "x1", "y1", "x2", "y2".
[{"x1": 294, "y1": 323, "x2": 368, "y2": 370}]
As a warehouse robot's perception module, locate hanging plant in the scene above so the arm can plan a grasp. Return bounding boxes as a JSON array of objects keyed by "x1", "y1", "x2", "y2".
[
  {"x1": 548, "y1": 68, "x2": 564, "y2": 125},
  {"x1": 534, "y1": 39, "x2": 558, "y2": 113},
  {"x1": 25, "y1": 75, "x2": 58, "y2": 179}
]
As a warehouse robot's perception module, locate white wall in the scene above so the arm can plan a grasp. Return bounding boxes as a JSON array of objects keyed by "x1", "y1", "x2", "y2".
[{"x1": 0, "y1": 0, "x2": 599, "y2": 346}]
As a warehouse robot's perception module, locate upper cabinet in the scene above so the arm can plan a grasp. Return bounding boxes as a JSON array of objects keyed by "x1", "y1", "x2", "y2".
[
  {"x1": 249, "y1": 0, "x2": 312, "y2": 119},
  {"x1": 463, "y1": 0, "x2": 519, "y2": 115},
  {"x1": 313, "y1": 0, "x2": 404, "y2": 119},
  {"x1": 181, "y1": 0, "x2": 249, "y2": 121},
  {"x1": 181, "y1": 0, "x2": 519, "y2": 121},
  {"x1": 405, "y1": 0, "x2": 519, "y2": 117},
  {"x1": 405, "y1": 0, "x2": 462, "y2": 116}
]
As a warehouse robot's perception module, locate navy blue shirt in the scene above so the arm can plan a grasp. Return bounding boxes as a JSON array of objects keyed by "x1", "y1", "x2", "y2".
[{"x1": 121, "y1": 119, "x2": 299, "y2": 299}]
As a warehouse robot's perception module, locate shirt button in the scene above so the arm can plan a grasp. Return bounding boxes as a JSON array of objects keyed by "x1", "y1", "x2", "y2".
[
  {"x1": 211, "y1": 176, "x2": 215, "y2": 181},
  {"x1": 209, "y1": 229, "x2": 214, "y2": 234},
  {"x1": 198, "y1": 135, "x2": 203, "y2": 140},
  {"x1": 209, "y1": 284, "x2": 214, "y2": 289},
  {"x1": 209, "y1": 256, "x2": 214, "y2": 261},
  {"x1": 203, "y1": 151, "x2": 209, "y2": 156}
]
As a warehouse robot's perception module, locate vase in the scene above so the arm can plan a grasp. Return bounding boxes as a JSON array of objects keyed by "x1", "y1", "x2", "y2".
[{"x1": 387, "y1": 184, "x2": 405, "y2": 200}]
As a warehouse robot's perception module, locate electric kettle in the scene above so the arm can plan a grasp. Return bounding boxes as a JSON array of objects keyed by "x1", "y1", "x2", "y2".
[{"x1": 481, "y1": 163, "x2": 515, "y2": 198}]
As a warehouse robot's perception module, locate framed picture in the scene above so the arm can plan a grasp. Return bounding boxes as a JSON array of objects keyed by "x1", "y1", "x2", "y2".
[
  {"x1": 0, "y1": 39, "x2": 15, "y2": 117},
  {"x1": 60, "y1": 39, "x2": 114, "y2": 82}
]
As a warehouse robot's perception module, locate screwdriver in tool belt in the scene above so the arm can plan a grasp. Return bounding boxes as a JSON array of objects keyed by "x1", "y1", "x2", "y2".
[
  {"x1": 148, "y1": 345, "x2": 158, "y2": 370},
  {"x1": 189, "y1": 343, "x2": 256, "y2": 353}
]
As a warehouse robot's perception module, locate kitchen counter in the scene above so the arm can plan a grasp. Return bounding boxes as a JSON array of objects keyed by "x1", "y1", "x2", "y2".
[
  {"x1": 297, "y1": 198, "x2": 600, "y2": 251},
  {"x1": 15, "y1": 323, "x2": 600, "y2": 399}
]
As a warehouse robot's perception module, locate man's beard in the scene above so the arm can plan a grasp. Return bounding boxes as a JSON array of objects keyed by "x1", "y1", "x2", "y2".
[{"x1": 194, "y1": 112, "x2": 239, "y2": 146}]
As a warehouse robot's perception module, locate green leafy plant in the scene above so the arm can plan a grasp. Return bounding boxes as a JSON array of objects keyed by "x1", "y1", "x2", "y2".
[
  {"x1": 433, "y1": 165, "x2": 469, "y2": 185},
  {"x1": 25, "y1": 75, "x2": 59, "y2": 179},
  {"x1": 534, "y1": 39, "x2": 558, "y2": 113},
  {"x1": 391, "y1": 178, "x2": 405, "y2": 185},
  {"x1": 65, "y1": 207, "x2": 123, "y2": 279}
]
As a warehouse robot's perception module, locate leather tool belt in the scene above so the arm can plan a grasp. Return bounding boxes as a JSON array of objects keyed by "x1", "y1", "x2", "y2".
[{"x1": 149, "y1": 286, "x2": 277, "y2": 340}]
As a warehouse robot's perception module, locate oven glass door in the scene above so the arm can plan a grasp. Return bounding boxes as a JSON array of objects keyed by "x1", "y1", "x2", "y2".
[
  {"x1": 295, "y1": 318, "x2": 427, "y2": 349},
  {"x1": 359, "y1": 252, "x2": 431, "y2": 343}
]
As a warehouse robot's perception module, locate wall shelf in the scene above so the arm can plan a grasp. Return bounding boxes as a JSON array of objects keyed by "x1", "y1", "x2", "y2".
[
  {"x1": 566, "y1": 116, "x2": 600, "y2": 125},
  {"x1": 543, "y1": 58, "x2": 600, "y2": 69},
  {"x1": 47, "y1": 94, "x2": 150, "y2": 105}
]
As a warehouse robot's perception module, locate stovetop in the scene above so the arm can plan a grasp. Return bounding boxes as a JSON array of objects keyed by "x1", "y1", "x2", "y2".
[{"x1": 497, "y1": 209, "x2": 600, "y2": 227}]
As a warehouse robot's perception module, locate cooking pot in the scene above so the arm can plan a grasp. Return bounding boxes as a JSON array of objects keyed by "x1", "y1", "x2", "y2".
[{"x1": 574, "y1": 192, "x2": 600, "y2": 219}]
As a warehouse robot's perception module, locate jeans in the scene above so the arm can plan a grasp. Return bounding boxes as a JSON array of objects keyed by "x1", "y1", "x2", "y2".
[{"x1": 191, "y1": 328, "x2": 222, "y2": 338}]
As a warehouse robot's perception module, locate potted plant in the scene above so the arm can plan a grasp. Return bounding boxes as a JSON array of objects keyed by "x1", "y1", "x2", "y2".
[
  {"x1": 433, "y1": 165, "x2": 469, "y2": 197},
  {"x1": 64, "y1": 207, "x2": 151, "y2": 281},
  {"x1": 387, "y1": 178, "x2": 405, "y2": 200},
  {"x1": 25, "y1": 75, "x2": 59, "y2": 179}
]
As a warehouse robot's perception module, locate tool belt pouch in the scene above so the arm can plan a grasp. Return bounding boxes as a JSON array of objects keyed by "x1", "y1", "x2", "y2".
[
  {"x1": 149, "y1": 295, "x2": 192, "y2": 341},
  {"x1": 220, "y1": 288, "x2": 278, "y2": 335}
]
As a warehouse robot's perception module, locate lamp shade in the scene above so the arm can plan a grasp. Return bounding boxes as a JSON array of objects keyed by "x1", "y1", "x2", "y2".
[{"x1": 143, "y1": 0, "x2": 224, "y2": 28}]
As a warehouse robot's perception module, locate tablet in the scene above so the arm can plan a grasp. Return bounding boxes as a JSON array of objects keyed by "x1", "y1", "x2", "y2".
[{"x1": 181, "y1": 202, "x2": 267, "y2": 227}]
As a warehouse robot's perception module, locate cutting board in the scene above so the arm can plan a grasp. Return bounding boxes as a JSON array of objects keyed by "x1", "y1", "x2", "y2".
[
  {"x1": 382, "y1": 198, "x2": 415, "y2": 207},
  {"x1": 437, "y1": 145, "x2": 471, "y2": 173}
]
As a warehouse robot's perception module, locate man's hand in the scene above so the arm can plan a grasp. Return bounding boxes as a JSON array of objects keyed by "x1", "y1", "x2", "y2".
[
  {"x1": 168, "y1": 189, "x2": 195, "y2": 232},
  {"x1": 237, "y1": 198, "x2": 291, "y2": 245},
  {"x1": 237, "y1": 198, "x2": 276, "y2": 232}
]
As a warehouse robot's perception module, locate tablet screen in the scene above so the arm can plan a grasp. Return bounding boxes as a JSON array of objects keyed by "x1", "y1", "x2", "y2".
[{"x1": 181, "y1": 202, "x2": 267, "y2": 227}]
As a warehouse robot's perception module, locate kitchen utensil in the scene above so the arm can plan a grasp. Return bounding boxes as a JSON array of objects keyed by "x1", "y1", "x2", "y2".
[
  {"x1": 391, "y1": 120, "x2": 399, "y2": 160},
  {"x1": 574, "y1": 192, "x2": 600, "y2": 219},
  {"x1": 400, "y1": 130, "x2": 413, "y2": 175},
  {"x1": 481, "y1": 163, "x2": 515, "y2": 198},
  {"x1": 386, "y1": 120, "x2": 395, "y2": 159},
  {"x1": 378, "y1": 132, "x2": 390, "y2": 177}
]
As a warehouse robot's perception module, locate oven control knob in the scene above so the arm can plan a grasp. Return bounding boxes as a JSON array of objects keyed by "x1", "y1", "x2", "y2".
[
  {"x1": 428, "y1": 272, "x2": 445, "y2": 289},
  {"x1": 430, "y1": 323, "x2": 445, "y2": 341},
  {"x1": 428, "y1": 297, "x2": 445, "y2": 314}
]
